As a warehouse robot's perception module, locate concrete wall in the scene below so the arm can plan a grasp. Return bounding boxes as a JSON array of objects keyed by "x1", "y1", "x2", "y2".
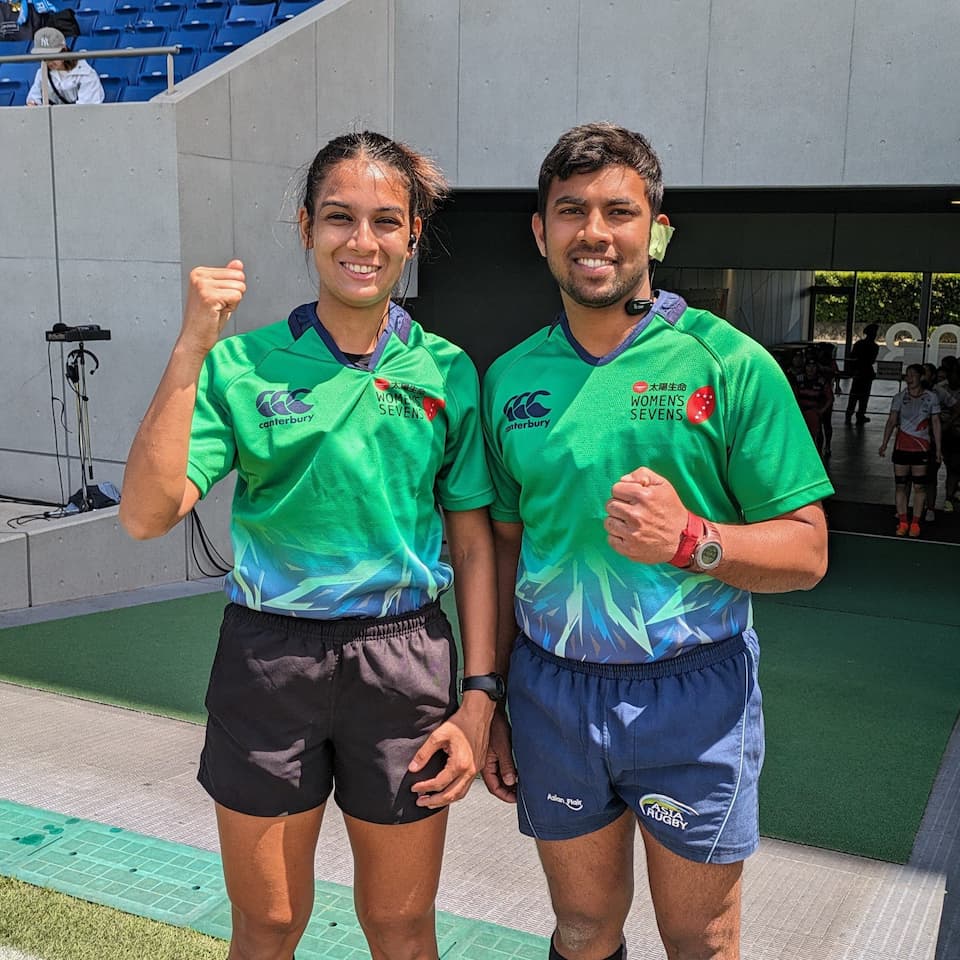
[
  {"x1": 1, "y1": 0, "x2": 958, "y2": 603},
  {"x1": 394, "y1": 0, "x2": 960, "y2": 189}
]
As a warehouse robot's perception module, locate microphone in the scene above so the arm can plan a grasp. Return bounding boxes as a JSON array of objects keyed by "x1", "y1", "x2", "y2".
[{"x1": 625, "y1": 298, "x2": 653, "y2": 316}]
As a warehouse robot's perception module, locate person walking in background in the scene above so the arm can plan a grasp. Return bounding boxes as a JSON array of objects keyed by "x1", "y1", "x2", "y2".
[
  {"x1": 25, "y1": 27, "x2": 103, "y2": 105},
  {"x1": 844, "y1": 322, "x2": 880, "y2": 424},
  {"x1": 120, "y1": 131, "x2": 498, "y2": 960},
  {"x1": 879, "y1": 363, "x2": 942, "y2": 538},
  {"x1": 921, "y1": 363, "x2": 943, "y2": 521},
  {"x1": 934, "y1": 358, "x2": 960, "y2": 513},
  {"x1": 481, "y1": 123, "x2": 833, "y2": 960}
]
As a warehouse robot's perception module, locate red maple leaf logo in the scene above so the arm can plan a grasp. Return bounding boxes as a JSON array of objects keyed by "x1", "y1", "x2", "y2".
[
  {"x1": 632, "y1": 381, "x2": 648, "y2": 394},
  {"x1": 422, "y1": 396, "x2": 446, "y2": 421},
  {"x1": 686, "y1": 386, "x2": 716, "y2": 424}
]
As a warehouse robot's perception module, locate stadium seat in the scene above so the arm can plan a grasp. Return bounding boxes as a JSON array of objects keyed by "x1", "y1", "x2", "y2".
[
  {"x1": 275, "y1": 0, "x2": 314, "y2": 16},
  {"x1": 89, "y1": 54, "x2": 141, "y2": 83},
  {"x1": 135, "y1": 7, "x2": 183, "y2": 29},
  {"x1": 0, "y1": 77, "x2": 28, "y2": 105},
  {"x1": 98, "y1": 74, "x2": 125, "y2": 101},
  {"x1": 140, "y1": 50, "x2": 193, "y2": 80},
  {"x1": 194, "y1": 47, "x2": 228, "y2": 69},
  {"x1": 213, "y1": 20, "x2": 262, "y2": 45},
  {"x1": 74, "y1": 7, "x2": 103, "y2": 32},
  {"x1": 0, "y1": 88, "x2": 15, "y2": 107},
  {"x1": 0, "y1": 39, "x2": 33, "y2": 54},
  {"x1": 120, "y1": 80, "x2": 160, "y2": 100},
  {"x1": 91, "y1": 20, "x2": 126, "y2": 35},
  {"x1": 171, "y1": 19, "x2": 215, "y2": 46},
  {"x1": 0, "y1": 61, "x2": 37, "y2": 84},
  {"x1": 75, "y1": 32, "x2": 121, "y2": 50},
  {"x1": 226, "y1": 1, "x2": 272, "y2": 22},
  {"x1": 189, "y1": 0, "x2": 227, "y2": 19},
  {"x1": 56, "y1": 0, "x2": 82, "y2": 9},
  {"x1": 129, "y1": 23, "x2": 166, "y2": 42}
]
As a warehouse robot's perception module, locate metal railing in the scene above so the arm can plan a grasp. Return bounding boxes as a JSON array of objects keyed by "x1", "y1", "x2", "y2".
[{"x1": 0, "y1": 45, "x2": 182, "y2": 103}]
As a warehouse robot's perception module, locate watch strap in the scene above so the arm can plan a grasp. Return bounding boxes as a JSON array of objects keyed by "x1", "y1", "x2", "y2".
[{"x1": 668, "y1": 512, "x2": 704, "y2": 569}]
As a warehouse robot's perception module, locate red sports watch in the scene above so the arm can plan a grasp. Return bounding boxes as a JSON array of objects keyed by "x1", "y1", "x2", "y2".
[{"x1": 669, "y1": 513, "x2": 724, "y2": 572}]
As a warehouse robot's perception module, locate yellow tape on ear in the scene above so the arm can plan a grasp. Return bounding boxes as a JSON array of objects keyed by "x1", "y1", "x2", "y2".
[{"x1": 649, "y1": 222, "x2": 675, "y2": 262}]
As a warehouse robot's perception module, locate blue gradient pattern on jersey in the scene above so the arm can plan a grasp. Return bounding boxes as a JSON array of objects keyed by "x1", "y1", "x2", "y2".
[
  {"x1": 223, "y1": 520, "x2": 451, "y2": 619},
  {"x1": 514, "y1": 542, "x2": 752, "y2": 662}
]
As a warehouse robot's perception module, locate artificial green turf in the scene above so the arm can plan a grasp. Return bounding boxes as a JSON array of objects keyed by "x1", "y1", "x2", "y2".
[
  {"x1": 753, "y1": 596, "x2": 960, "y2": 863},
  {"x1": 0, "y1": 591, "x2": 224, "y2": 722},
  {"x1": 0, "y1": 535, "x2": 956, "y2": 862},
  {"x1": 0, "y1": 875, "x2": 226, "y2": 960}
]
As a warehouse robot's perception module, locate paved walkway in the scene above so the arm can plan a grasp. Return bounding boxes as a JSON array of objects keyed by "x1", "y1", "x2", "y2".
[{"x1": 0, "y1": 586, "x2": 957, "y2": 960}]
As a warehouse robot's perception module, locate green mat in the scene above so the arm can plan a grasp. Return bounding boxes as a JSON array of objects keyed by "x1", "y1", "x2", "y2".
[
  {"x1": 0, "y1": 534, "x2": 957, "y2": 862},
  {"x1": 0, "y1": 799, "x2": 547, "y2": 960}
]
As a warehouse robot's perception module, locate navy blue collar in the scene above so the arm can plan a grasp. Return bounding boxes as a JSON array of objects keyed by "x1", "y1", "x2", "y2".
[
  {"x1": 556, "y1": 290, "x2": 688, "y2": 366},
  {"x1": 287, "y1": 301, "x2": 412, "y2": 369}
]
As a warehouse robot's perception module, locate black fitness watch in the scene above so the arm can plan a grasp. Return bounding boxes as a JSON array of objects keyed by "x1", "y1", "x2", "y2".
[{"x1": 459, "y1": 673, "x2": 506, "y2": 702}]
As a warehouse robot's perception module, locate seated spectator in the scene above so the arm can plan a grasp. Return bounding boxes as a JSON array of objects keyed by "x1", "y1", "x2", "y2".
[{"x1": 26, "y1": 27, "x2": 104, "y2": 105}]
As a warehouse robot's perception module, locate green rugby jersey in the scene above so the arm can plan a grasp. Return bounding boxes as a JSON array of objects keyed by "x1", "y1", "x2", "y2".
[
  {"x1": 482, "y1": 291, "x2": 834, "y2": 663},
  {"x1": 188, "y1": 302, "x2": 493, "y2": 618}
]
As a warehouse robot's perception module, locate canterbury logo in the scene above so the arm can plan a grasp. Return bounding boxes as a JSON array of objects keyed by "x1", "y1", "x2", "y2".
[
  {"x1": 504, "y1": 390, "x2": 551, "y2": 422},
  {"x1": 256, "y1": 389, "x2": 313, "y2": 417}
]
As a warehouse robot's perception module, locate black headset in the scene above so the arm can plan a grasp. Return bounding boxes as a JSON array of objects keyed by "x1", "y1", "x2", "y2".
[{"x1": 65, "y1": 348, "x2": 99, "y2": 384}]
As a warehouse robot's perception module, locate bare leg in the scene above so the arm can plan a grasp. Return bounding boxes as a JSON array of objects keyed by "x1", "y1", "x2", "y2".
[
  {"x1": 344, "y1": 810, "x2": 448, "y2": 960},
  {"x1": 216, "y1": 802, "x2": 325, "y2": 960},
  {"x1": 640, "y1": 824, "x2": 743, "y2": 960},
  {"x1": 894, "y1": 466, "x2": 910, "y2": 517},
  {"x1": 535, "y1": 809, "x2": 635, "y2": 960}
]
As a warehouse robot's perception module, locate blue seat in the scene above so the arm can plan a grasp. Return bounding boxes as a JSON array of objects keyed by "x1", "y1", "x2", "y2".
[
  {"x1": 0, "y1": 88, "x2": 15, "y2": 107},
  {"x1": 135, "y1": 7, "x2": 183, "y2": 28},
  {"x1": 140, "y1": 51, "x2": 193, "y2": 80},
  {"x1": 120, "y1": 80, "x2": 160, "y2": 100},
  {"x1": 226, "y1": 2, "x2": 272, "y2": 22},
  {"x1": 129, "y1": 23, "x2": 166, "y2": 41},
  {"x1": 95, "y1": 11, "x2": 135, "y2": 28},
  {"x1": 74, "y1": 7, "x2": 102, "y2": 32},
  {"x1": 89, "y1": 54, "x2": 140, "y2": 82},
  {"x1": 76, "y1": 32, "x2": 121, "y2": 50},
  {"x1": 213, "y1": 20, "x2": 262, "y2": 45},
  {"x1": 91, "y1": 21, "x2": 125, "y2": 36},
  {"x1": 275, "y1": 0, "x2": 315, "y2": 15},
  {"x1": 0, "y1": 61, "x2": 37, "y2": 84},
  {"x1": 0, "y1": 78, "x2": 28, "y2": 106},
  {"x1": 0, "y1": 39, "x2": 33, "y2": 53},
  {"x1": 170, "y1": 20, "x2": 214, "y2": 46},
  {"x1": 183, "y1": 0, "x2": 226, "y2": 25},
  {"x1": 55, "y1": 0, "x2": 82, "y2": 8},
  {"x1": 98, "y1": 74, "x2": 125, "y2": 101},
  {"x1": 135, "y1": 72, "x2": 170, "y2": 93},
  {"x1": 194, "y1": 47, "x2": 228, "y2": 69}
]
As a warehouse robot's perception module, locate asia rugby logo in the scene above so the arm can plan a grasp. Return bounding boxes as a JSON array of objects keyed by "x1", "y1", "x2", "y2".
[{"x1": 638, "y1": 794, "x2": 699, "y2": 831}]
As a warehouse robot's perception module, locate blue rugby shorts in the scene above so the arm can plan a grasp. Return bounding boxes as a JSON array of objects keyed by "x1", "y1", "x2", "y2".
[{"x1": 508, "y1": 630, "x2": 764, "y2": 864}]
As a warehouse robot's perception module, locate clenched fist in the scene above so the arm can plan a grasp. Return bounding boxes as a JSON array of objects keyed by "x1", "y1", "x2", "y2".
[
  {"x1": 180, "y1": 260, "x2": 246, "y2": 355},
  {"x1": 604, "y1": 466, "x2": 687, "y2": 564}
]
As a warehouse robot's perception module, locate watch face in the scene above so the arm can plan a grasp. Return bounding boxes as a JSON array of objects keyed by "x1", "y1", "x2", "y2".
[{"x1": 696, "y1": 542, "x2": 722, "y2": 570}]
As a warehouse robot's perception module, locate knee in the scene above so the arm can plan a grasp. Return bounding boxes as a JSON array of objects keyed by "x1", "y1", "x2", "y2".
[
  {"x1": 231, "y1": 901, "x2": 311, "y2": 957},
  {"x1": 355, "y1": 899, "x2": 435, "y2": 958},
  {"x1": 554, "y1": 910, "x2": 610, "y2": 955},
  {"x1": 658, "y1": 919, "x2": 737, "y2": 959}
]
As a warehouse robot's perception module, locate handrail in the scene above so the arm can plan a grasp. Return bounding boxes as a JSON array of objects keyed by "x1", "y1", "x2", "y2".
[{"x1": 0, "y1": 45, "x2": 183, "y2": 101}]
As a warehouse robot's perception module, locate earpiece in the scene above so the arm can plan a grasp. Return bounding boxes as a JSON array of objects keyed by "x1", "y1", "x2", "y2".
[{"x1": 408, "y1": 234, "x2": 418, "y2": 252}]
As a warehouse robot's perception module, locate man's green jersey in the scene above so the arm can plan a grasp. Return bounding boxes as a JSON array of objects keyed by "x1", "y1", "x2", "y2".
[
  {"x1": 482, "y1": 292, "x2": 834, "y2": 663},
  {"x1": 188, "y1": 302, "x2": 493, "y2": 618}
]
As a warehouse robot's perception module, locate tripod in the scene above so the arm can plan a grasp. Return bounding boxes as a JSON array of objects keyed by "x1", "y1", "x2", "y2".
[{"x1": 65, "y1": 342, "x2": 99, "y2": 513}]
